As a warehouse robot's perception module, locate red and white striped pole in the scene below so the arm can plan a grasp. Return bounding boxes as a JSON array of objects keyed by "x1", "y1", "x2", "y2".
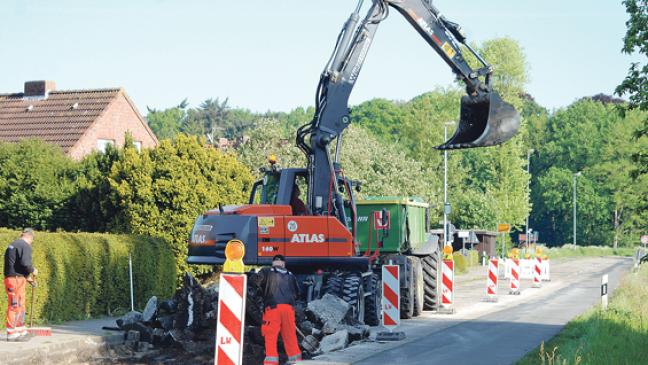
[
  {"x1": 381, "y1": 265, "x2": 400, "y2": 330},
  {"x1": 509, "y1": 259, "x2": 520, "y2": 295},
  {"x1": 215, "y1": 273, "x2": 247, "y2": 365},
  {"x1": 441, "y1": 259, "x2": 454, "y2": 311},
  {"x1": 532, "y1": 257, "x2": 542, "y2": 288},
  {"x1": 485, "y1": 257, "x2": 498, "y2": 302}
]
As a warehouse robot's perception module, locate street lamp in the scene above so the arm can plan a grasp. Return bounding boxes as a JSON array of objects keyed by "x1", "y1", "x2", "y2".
[
  {"x1": 443, "y1": 121, "x2": 455, "y2": 246},
  {"x1": 573, "y1": 172, "x2": 581, "y2": 245},
  {"x1": 526, "y1": 149, "x2": 534, "y2": 248}
]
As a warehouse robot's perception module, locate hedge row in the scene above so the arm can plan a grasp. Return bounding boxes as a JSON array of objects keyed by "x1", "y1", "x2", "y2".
[{"x1": 0, "y1": 230, "x2": 176, "y2": 327}]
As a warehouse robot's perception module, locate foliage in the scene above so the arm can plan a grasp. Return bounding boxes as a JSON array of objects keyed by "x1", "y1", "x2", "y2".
[
  {"x1": 516, "y1": 264, "x2": 648, "y2": 365},
  {"x1": 0, "y1": 140, "x2": 79, "y2": 230},
  {"x1": 108, "y1": 134, "x2": 254, "y2": 275},
  {"x1": 615, "y1": 0, "x2": 648, "y2": 112},
  {"x1": 146, "y1": 99, "x2": 189, "y2": 140},
  {"x1": 542, "y1": 245, "x2": 635, "y2": 259},
  {"x1": 0, "y1": 230, "x2": 175, "y2": 327}
]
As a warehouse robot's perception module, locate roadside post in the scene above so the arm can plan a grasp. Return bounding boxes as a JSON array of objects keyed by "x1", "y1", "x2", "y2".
[
  {"x1": 438, "y1": 245, "x2": 455, "y2": 314},
  {"x1": 129, "y1": 254, "x2": 135, "y2": 312},
  {"x1": 497, "y1": 223, "x2": 510, "y2": 258},
  {"x1": 215, "y1": 240, "x2": 248, "y2": 365},
  {"x1": 376, "y1": 264, "x2": 406, "y2": 341},
  {"x1": 509, "y1": 248, "x2": 521, "y2": 295},
  {"x1": 601, "y1": 274, "x2": 608, "y2": 310},
  {"x1": 532, "y1": 248, "x2": 543, "y2": 288},
  {"x1": 485, "y1": 257, "x2": 498, "y2": 302}
]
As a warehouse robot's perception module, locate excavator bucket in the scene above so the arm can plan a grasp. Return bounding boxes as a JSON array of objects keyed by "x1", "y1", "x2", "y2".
[{"x1": 436, "y1": 91, "x2": 520, "y2": 150}]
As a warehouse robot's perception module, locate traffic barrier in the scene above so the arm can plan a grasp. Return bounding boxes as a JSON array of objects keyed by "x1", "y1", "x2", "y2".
[
  {"x1": 509, "y1": 259, "x2": 520, "y2": 295},
  {"x1": 520, "y1": 259, "x2": 534, "y2": 279},
  {"x1": 485, "y1": 257, "x2": 498, "y2": 302},
  {"x1": 542, "y1": 258, "x2": 551, "y2": 281},
  {"x1": 215, "y1": 273, "x2": 247, "y2": 365},
  {"x1": 376, "y1": 264, "x2": 406, "y2": 341},
  {"x1": 381, "y1": 265, "x2": 400, "y2": 329},
  {"x1": 440, "y1": 259, "x2": 455, "y2": 313},
  {"x1": 532, "y1": 257, "x2": 542, "y2": 288}
]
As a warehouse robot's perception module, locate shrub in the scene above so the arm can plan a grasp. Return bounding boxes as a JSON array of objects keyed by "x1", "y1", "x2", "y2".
[{"x1": 0, "y1": 230, "x2": 175, "y2": 327}]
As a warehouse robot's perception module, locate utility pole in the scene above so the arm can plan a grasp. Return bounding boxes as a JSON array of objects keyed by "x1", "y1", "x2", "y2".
[
  {"x1": 573, "y1": 172, "x2": 581, "y2": 246},
  {"x1": 443, "y1": 121, "x2": 455, "y2": 246},
  {"x1": 526, "y1": 149, "x2": 534, "y2": 248}
]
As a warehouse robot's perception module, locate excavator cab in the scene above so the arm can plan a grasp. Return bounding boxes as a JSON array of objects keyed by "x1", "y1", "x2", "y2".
[{"x1": 436, "y1": 90, "x2": 520, "y2": 150}]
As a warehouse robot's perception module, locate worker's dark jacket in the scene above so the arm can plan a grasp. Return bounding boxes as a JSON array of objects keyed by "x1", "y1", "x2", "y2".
[
  {"x1": 4, "y1": 239, "x2": 34, "y2": 277},
  {"x1": 256, "y1": 266, "x2": 300, "y2": 309}
]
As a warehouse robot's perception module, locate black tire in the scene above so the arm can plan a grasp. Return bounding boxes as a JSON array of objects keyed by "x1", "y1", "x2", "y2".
[
  {"x1": 363, "y1": 273, "x2": 381, "y2": 326},
  {"x1": 412, "y1": 257, "x2": 424, "y2": 317},
  {"x1": 422, "y1": 251, "x2": 439, "y2": 310},
  {"x1": 323, "y1": 274, "x2": 344, "y2": 297},
  {"x1": 341, "y1": 274, "x2": 365, "y2": 324},
  {"x1": 401, "y1": 258, "x2": 415, "y2": 319}
]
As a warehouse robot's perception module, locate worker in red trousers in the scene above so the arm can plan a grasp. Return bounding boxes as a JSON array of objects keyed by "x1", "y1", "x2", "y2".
[
  {"x1": 3, "y1": 228, "x2": 37, "y2": 342},
  {"x1": 255, "y1": 254, "x2": 302, "y2": 365}
]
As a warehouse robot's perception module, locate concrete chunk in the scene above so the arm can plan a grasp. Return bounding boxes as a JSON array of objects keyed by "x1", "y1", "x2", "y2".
[
  {"x1": 320, "y1": 330, "x2": 349, "y2": 353},
  {"x1": 307, "y1": 294, "x2": 350, "y2": 326},
  {"x1": 142, "y1": 296, "x2": 158, "y2": 322}
]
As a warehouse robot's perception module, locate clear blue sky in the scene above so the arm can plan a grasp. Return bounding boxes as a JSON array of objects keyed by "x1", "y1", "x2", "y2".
[{"x1": 0, "y1": 0, "x2": 639, "y2": 113}]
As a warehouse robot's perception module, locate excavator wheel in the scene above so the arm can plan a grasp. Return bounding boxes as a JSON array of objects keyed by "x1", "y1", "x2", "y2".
[
  {"x1": 422, "y1": 251, "x2": 440, "y2": 310},
  {"x1": 341, "y1": 274, "x2": 365, "y2": 324},
  {"x1": 363, "y1": 273, "x2": 381, "y2": 326},
  {"x1": 322, "y1": 274, "x2": 344, "y2": 297}
]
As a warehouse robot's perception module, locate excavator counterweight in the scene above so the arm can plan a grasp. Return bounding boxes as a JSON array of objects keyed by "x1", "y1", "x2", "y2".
[{"x1": 437, "y1": 91, "x2": 520, "y2": 150}]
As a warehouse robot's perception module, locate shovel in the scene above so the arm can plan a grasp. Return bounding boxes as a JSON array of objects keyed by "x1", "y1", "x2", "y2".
[
  {"x1": 27, "y1": 279, "x2": 52, "y2": 336},
  {"x1": 296, "y1": 327, "x2": 319, "y2": 354},
  {"x1": 436, "y1": 91, "x2": 520, "y2": 150}
]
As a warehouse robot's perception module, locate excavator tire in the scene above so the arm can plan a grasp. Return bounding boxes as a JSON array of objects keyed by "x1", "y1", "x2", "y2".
[
  {"x1": 422, "y1": 251, "x2": 439, "y2": 310},
  {"x1": 363, "y1": 273, "x2": 381, "y2": 326},
  {"x1": 401, "y1": 257, "x2": 415, "y2": 319},
  {"x1": 323, "y1": 274, "x2": 344, "y2": 297},
  {"x1": 341, "y1": 274, "x2": 365, "y2": 323},
  {"x1": 412, "y1": 256, "x2": 424, "y2": 317}
]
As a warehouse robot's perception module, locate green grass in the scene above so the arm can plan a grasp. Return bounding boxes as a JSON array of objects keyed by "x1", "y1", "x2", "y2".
[
  {"x1": 516, "y1": 264, "x2": 648, "y2": 365},
  {"x1": 541, "y1": 244, "x2": 636, "y2": 259}
]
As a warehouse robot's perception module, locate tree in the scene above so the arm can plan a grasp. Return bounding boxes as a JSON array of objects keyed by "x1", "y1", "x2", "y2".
[
  {"x1": 146, "y1": 99, "x2": 188, "y2": 140},
  {"x1": 615, "y1": 0, "x2": 647, "y2": 112},
  {"x1": 0, "y1": 140, "x2": 79, "y2": 230},
  {"x1": 187, "y1": 98, "x2": 231, "y2": 145}
]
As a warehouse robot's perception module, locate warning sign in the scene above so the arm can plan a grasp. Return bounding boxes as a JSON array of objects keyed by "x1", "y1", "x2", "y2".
[
  {"x1": 497, "y1": 223, "x2": 510, "y2": 233},
  {"x1": 258, "y1": 217, "x2": 275, "y2": 228}
]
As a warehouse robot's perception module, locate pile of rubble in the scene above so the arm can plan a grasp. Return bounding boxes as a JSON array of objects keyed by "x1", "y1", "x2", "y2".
[{"x1": 114, "y1": 272, "x2": 371, "y2": 365}]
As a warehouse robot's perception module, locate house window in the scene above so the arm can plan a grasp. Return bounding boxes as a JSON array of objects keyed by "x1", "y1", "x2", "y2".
[
  {"x1": 96, "y1": 139, "x2": 115, "y2": 153},
  {"x1": 133, "y1": 141, "x2": 142, "y2": 152}
]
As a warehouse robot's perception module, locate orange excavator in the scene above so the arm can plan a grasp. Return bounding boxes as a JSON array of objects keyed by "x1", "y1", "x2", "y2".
[{"x1": 188, "y1": 0, "x2": 520, "y2": 323}]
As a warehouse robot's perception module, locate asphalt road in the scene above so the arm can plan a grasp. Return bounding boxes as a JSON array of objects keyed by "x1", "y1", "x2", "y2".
[{"x1": 352, "y1": 257, "x2": 631, "y2": 365}]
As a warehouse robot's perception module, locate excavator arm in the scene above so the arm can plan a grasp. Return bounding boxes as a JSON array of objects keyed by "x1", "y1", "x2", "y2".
[{"x1": 297, "y1": 0, "x2": 520, "y2": 224}]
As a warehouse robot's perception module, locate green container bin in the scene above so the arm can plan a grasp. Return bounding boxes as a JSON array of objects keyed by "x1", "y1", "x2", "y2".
[{"x1": 348, "y1": 196, "x2": 430, "y2": 254}]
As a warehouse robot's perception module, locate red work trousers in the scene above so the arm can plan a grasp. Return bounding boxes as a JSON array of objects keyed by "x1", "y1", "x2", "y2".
[
  {"x1": 262, "y1": 304, "x2": 302, "y2": 365},
  {"x1": 4, "y1": 277, "x2": 27, "y2": 335}
]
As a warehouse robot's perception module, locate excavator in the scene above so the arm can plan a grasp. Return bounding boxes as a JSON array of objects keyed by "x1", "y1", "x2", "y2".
[{"x1": 188, "y1": 0, "x2": 520, "y2": 323}]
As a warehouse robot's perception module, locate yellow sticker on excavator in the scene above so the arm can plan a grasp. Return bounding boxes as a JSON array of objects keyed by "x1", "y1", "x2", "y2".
[
  {"x1": 441, "y1": 42, "x2": 456, "y2": 58},
  {"x1": 258, "y1": 217, "x2": 275, "y2": 228}
]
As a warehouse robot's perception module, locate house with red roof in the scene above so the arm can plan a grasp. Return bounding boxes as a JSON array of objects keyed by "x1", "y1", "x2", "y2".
[{"x1": 0, "y1": 80, "x2": 158, "y2": 160}]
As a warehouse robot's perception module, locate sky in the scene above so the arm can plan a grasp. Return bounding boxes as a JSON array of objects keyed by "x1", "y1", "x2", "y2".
[{"x1": 0, "y1": 0, "x2": 640, "y2": 114}]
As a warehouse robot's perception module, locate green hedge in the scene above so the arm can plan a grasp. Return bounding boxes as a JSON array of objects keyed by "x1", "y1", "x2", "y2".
[{"x1": 0, "y1": 230, "x2": 175, "y2": 327}]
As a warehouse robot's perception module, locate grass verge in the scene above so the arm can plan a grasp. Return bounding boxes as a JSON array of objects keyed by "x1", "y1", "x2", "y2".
[
  {"x1": 516, "y1": 264, "x2": 648, "y2": 365},
  {"x1": 542, "y1": 245, "x2": 635, "y2": 259}
]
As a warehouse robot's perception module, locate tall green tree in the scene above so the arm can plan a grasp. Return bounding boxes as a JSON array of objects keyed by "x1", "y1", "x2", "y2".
[
  {"x1": 146, "y1": 99, "x2": 188, "y2": 140},
  {"x1": 615, "y1": 0, "x2": 647, "y2": 112}
]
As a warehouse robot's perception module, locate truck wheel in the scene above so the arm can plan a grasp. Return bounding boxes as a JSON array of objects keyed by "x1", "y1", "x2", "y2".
[
  {"x1": 412, "y1": 257, "x2": 424, "y2": 316},
  {"x1": 323, "y1": 274, "x2": 344, "y2": 297},
  {"x1": 422, "y1": 251, "x2": 439, "y2": 310},
  {"x1": 341, "y1": 274, "x2": 365, "y2": 323},
  {"x1": 401, "y1": 257, "x2": 415, "y2": 319},
  {"x1": 363, "y1": 273, "x2": 381, "y2": 326}
]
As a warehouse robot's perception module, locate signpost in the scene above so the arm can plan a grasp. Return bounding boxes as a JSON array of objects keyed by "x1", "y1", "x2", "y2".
[
  {"x1": 497, "y1": 223, "x2": 510, "y2": 257},
  {"x1": 601, "y1": 274, "x2": 608, "y2": 310}
]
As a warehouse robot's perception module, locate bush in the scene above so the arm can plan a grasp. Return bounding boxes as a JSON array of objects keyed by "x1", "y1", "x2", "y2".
[{"x1": 0, "y1": 230, "x2": 175, "y2": 327}]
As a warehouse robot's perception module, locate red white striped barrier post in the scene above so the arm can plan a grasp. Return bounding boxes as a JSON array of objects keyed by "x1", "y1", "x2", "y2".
[
  {"x1": 439, "y1": 259, "x2": 455, "y2": 312},
  {"x1": 509, "y1": 259, "x2": 520, "y2": 295},
  {"x1": 485, "y1": 257, "x2": 498, "y2": 302},
  {"x1": 215, "y1": 273, "x2": 247, "y2": 365},
  {"x1": 532, "y1": 257, "x2": 542, "y2": 288},
  {"x1": 376, "y1": 264, "x2": 405, "y2": 341}
]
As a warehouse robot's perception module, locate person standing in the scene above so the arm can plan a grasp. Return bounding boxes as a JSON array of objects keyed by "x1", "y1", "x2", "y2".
[
  {"x1": 256, "y1": 254, "x2": 302, "y2": 365},
  {"x1": 4, "y1": 228, "x2": 37, "y2": 341}
]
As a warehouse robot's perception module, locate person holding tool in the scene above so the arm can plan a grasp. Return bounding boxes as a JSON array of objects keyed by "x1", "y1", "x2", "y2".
[
  {"x1": 3, "y1": 228, "x2": 37, "y2": 342},
  {"x1": 255, "y1": 254, "x2": 302, "y2": 365}
]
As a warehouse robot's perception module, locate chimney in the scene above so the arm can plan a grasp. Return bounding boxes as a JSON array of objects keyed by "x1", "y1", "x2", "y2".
[{"x1": 24, "y1": 80, "x2": 56, "y2": 97}]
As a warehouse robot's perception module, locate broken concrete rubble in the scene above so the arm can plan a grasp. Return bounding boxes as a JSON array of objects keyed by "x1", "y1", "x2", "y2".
[{"x1": 115, "y1": 272, "x2": 370, "y2": 365}]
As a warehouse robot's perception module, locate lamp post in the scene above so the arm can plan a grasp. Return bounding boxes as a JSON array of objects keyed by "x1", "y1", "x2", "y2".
[
  {"x1": 443, "y1": 121, "x2": 455, "y2": 246},
  {"x1": 573, "y1": 172, "x2": 581, "y2": 245},
  {"x1": 526, "y1": 149, "x2": 534, "y2": 248}
]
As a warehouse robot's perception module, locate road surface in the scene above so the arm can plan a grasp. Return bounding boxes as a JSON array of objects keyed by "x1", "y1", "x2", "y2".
[{"x1": 307, "y1": 256, "x2": 632, "y2": 365}]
